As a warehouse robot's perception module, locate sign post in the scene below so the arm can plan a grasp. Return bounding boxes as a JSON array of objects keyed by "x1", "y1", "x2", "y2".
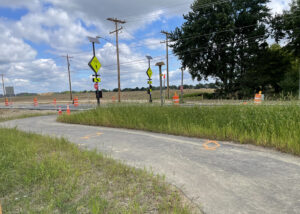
[
  {"x1": 88, "y1": 36, "x2": 101, "y2": 106},
  {"x1": 155, "y1": 62, "x2": 165, "y2": 107},
  {"x1": 146, "y1": 67, "x2": 153, "y2": 103}
]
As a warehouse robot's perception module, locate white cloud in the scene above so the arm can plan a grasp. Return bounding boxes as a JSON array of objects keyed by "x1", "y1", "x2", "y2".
[
  {"x1": 0, "y1": 24, "x2": 36, "y2": 64},
  {"x1": 269, "y1": 0, "x2": 292, "y2": 14},
  {"x1": 139, "y1": 38, "x2": 165, "y2": 50},
  {"x1": 10, "y1": 7, "x2": 92, "y2": 52},
  {"x1": 0, "y1": 0, "x2": 41, "y2": 11}
]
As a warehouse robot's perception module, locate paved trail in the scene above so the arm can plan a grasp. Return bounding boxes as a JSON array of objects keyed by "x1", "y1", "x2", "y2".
[{"x1": 1, "y1": 116, "x2": 300, "y2": 214}]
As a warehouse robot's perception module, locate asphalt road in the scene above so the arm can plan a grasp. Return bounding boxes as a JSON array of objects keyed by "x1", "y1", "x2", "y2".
[{"x1": 1, "y1": 116, "x2": 300, "y2": 214}]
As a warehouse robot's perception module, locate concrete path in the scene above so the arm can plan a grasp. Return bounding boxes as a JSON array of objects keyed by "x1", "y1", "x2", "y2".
[{"x1": 1, "y1": 116, "x2": 300, "y2": 214}]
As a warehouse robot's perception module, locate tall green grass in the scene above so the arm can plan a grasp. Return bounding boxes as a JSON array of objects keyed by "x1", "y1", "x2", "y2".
[
  {"x1": 0, "y1": 128, "x2": 192, "y2": 213},
  {"x1": 58, "y1": 104, "x2": 300, "y2": 156}
]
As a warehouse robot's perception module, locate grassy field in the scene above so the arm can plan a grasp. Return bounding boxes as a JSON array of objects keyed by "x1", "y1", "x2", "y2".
[
  {"x1": 0, "y1": 128, "x2": 194, "y2": 213},
  {"x1": 58, "y1": 104, "x2": 300, "y2": 156},
  {"x1": 0, "y1": 109, "x2": 55, "y2": 122}
]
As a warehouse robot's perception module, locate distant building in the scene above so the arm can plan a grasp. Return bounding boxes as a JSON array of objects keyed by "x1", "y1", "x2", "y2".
[{"x1": 5, "y1": 86, "x2": 15, "y2": 97}]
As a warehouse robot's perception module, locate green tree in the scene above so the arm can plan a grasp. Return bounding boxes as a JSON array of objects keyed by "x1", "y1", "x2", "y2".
[
  {"x1": 242, "y1": 44, "x2": 293, "y2": 94},
  {"x1": 272, "y1": 0, "x2": 300, "y2": 58},
  {"x1": 170, "y1": 0, "x2": 270, "y2": 96}
]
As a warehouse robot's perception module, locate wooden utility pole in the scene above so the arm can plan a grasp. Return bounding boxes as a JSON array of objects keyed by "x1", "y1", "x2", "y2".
[
  {"x1": 181, "y1": 68, "x2": 184, "y2": 103},
  {"x1": 1, "y1": 74, "x2": 5, "y2": 97},
  {"x1": 107, "y1": 18, "x2": 126, "y2": 103},
  {"x1": 298, "y1": 59, "x2": 300, "y2": 100},
  {"x1": 161, "y1": 31, "x2": 170, "y2": 99},
  {"x1": 62, "y1": 54, "x2": 73, "y2": 101}
]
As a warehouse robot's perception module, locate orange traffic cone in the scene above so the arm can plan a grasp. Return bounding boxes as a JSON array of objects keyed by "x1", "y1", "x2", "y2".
[
  {"x1": 66, "y1": 105, "x2": 71, "y2": 115},
  {"x1": 58, "y1": 106, "x2": 62, "y2": 115},
  {"x1": 33, "y1": 97, "x2": 38, "y2": 107},
  {"x1": 53, "y1": 98, "x2": 57, "y2": 106}
]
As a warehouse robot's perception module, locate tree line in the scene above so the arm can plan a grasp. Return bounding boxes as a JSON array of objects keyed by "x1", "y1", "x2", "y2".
[{"x1": 170, "y1": 0, "x2": 300, "y2": 98}]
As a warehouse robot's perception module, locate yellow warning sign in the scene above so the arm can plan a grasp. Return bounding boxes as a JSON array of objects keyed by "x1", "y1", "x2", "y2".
[
  {"x1": 89, "y1": 56, "x2": 101, "y2": 73},
  {"x1": 146, "y1": 68, "x2": 153, "y2": 78},
  {"x1": 93, "y1": 77, "x2": 101, "y2": 83}
]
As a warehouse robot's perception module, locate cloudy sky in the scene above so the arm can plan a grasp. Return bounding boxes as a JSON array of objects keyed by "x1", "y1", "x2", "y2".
[{"x1": 0, "y1": 0, "x2": 292, "y2": 94}]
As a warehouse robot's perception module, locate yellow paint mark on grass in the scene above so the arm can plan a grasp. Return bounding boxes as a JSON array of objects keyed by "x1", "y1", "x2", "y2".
[{"x1": 203, "y1": 140, "x2": 220, "y2": 151}]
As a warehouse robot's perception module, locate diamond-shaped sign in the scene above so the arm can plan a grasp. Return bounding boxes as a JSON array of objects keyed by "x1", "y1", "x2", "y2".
[
  {"x1": 146, "y1": 68, "x2": 153, "y2": 78},
  {"x1": 88, "y1": 56, "x2": 101, "y2": 73}
]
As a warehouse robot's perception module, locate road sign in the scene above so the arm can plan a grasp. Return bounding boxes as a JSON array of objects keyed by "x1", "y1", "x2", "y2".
[
  {"x1": 89, "y1": 56, "x2": 101, "y2": 73},
  {"x1": 146, "y1": 68, "x2": 153, "y2": 78},
  {"x1": 147, "y1": 81, "x2": 152, "y2": 84},
  {"x1": 93, "y1": 77, "x2": 101, "y2": 83},
  {"x1": 94, "y1": 83, "x2": 98, "y2": 90}
]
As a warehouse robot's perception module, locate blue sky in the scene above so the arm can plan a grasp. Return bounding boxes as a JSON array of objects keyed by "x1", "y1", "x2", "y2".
[{"x1": 0, "y1": 0, "x2": 292, "y2": 94}]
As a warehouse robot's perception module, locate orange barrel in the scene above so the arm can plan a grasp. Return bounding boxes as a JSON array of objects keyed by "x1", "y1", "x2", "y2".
[
  {"x1": 5, "y1": 98, "x2": 9, "y2": 106},
  {"x1": 74, "y1": 97, "x2": 79, "y2": 107},
  {"x1": 254, "y1": 94, "x2": 262, "y2": 104},
  {"x1": 33, "y1": 98, "x2": 38, "y2": 107},
  {"x1": 173, "y1": 93, "x2": 180, "y2": 105}
]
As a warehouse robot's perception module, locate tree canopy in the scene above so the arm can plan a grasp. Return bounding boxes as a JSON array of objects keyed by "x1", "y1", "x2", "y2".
[{"x1": 170, "y1": 0, "x2": 299, "y2": 97}]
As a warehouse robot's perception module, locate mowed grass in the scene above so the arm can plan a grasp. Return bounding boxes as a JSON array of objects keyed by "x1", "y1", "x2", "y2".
[
  {"x1": 0, "y1": 109, "x2": 55, "y2": 122},
  {"x1": 58, "y1": 104, "x2": 300, "y2": 156},
  {"x1": 0, "y1": 128, "x2": 192, "y2": 213}
]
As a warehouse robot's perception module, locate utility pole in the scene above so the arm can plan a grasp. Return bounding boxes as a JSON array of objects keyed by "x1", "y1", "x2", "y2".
[
  {"x1": 1, "y1": 74, "x2": 5, "y2": 97},
  {"x1": 161, "y1": 31, "x2": 170, "y2": 99},
  {"x1": 181, "y1": 68, "x2": 184, "y2": 103},
  {"x1": 107, "y1": 18, "x2": 126, "y2": 103},
  {"x1": 298, "y1": 59, "x2": 300, "y2": 100},
  {"x1": 62, "y1": 54, "x2": 73, "y2": 101},
  {"x1": 156, "y1": 62, "x2": 165, "y2": 107}
]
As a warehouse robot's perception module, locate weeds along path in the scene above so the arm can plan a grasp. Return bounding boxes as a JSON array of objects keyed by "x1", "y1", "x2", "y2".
[{"x1": 1, "y1": 115, "x2": 300, "y2": 214}]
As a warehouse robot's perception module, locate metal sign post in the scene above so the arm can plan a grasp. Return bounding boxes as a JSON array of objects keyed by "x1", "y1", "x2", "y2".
[
  {"x1": 155, "y1": 62, "x2": 165, "y2": 106},
  {"x1": 146, "y1": 56, "x2": 153, "y2": 103},
  {"x1": 88, "y1": 36, "x2": 101, "y2": 106},
  {"x1": 146, "y1": 68, "x2": 153, "y2": 103}
]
